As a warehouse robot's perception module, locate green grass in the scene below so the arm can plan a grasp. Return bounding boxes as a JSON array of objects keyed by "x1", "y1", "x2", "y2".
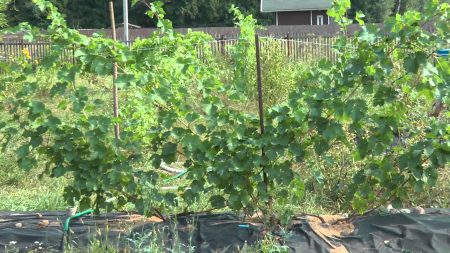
[{"x1": 0, "y1": 152, "x2": 67, "y2": 211}]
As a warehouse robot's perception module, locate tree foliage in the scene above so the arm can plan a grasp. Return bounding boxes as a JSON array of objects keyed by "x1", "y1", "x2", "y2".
[
  {"x1": 0, "y1": 0, "x2": 11, "y2": 28},
  {"x1": 0, "y1": 0, "x2": 10, "y2": 28},
  {"x1": 10, "y1": 0, "x2": 431, "y2": 29},
  {"x1": 4, "y1": 0, "x2": 272, "y2": 29},
  {"x1": 348, "y1": 0, "x2": 434, "y2": 23},
  {"x1": 4, "y1": 0, "x2": 433, "y2": 29},
  {"x1": 348, "y1": 0, "x2": 395, "y2": 22}
]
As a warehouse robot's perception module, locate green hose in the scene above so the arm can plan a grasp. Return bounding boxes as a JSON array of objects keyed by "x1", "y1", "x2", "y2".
[
  {"x1": 63, "y1": 209, "x2": 94, "y2": 233},
  {"x1": 62, "y1": 171, "x2": 186, "y2": 233},
  {"x1": 163, "y1": 170, "x2": 188, "y2": 183}
]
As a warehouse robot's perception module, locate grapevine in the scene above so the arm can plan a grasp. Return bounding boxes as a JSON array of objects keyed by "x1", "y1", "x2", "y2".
[{"x1": 0, "y1": 0, "x2": 448, "y2": 221}]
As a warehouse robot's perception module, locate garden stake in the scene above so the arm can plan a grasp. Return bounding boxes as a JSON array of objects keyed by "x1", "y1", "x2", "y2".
[
  {"x1": 72, "y1": 44, "x2": 76, "y2": 87},
  {"x1": 109, "y1": 1, "x2": 120, "y2": 140},
  {"x1": 255, "y1": 34, "x2": 273, "y2": 227}
]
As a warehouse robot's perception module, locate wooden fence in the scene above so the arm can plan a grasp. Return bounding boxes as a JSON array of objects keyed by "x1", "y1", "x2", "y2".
[
  {"x1": 0, "y1": 37, "x2": 343, "y2": 64},
  {"x1": 1, "y1": 25, "x2": 363, "y2": 64},
  {"x1": 0, "y1": 40, "x2": 76, "y2": 64},
  {"x1": 74, "y1": 24, "x2": 365, "y2": 41},
  {"x1": 259, "y1": 36, "x2": 341, "y2": 62}
]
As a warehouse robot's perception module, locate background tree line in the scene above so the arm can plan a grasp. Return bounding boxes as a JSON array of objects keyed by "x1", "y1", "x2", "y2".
[{"x1": 0, "y1": 0, "x2": 435, "y2": 29}]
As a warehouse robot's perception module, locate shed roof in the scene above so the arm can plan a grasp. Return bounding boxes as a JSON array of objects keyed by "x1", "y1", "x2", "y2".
[{"x1": 261, "y1": 0, "x2": 333, "y2": 12}]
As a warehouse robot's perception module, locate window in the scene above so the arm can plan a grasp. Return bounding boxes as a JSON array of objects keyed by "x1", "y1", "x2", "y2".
[{"x1": 317, "y1": 15, "x2": 324, "y2": 25}]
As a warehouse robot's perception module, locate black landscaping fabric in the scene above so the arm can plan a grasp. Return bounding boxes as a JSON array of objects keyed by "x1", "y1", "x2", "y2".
[
  {"x1": 0, "y1": 211, "x2": 134, "y2": 252},
  {"x1": 129, "y1": 213, "x2": 263, "y2": 252},
  {"x1": 341, "y1": 209, "x2": 450, "y2": 253},
  {"x1": 0, "y1": 210, "x2": 449, "y2": 252}
]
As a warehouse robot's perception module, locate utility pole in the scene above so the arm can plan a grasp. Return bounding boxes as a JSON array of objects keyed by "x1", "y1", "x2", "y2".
[
  {"x1": 123, "y1": 0, "x2": 129, "y2": 43},
  {"x1": 396, "y1": 0, "x2": 402, "y2": 14}
]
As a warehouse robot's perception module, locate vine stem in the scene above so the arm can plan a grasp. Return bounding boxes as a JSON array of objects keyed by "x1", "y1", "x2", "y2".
[{"x1": 333, "y1": 175, "x2": 412, "y2": 225}]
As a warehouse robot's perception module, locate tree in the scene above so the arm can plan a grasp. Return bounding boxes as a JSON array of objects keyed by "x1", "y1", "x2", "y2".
[
  {"x1": 5, "y1": 0, "x2": 67, "y2": 27},
  {"x1": 4, "y1": 0, "x2": 272, "y2": 29},
  {"x1": 132, "y1": 0, "x2": 272, "y2": 27},
  {"x1": 64, "y1": 0, "x2": 119, "y2": 28},
  {"x1": 4, "y1": 0, "x2": 431, "y2": 29},
  {"x1": 349, "y1": 0, "x2": 395, "y2": 23},
  {"x1": 392, "y1": 0, "x2": 429, "y2": 14},
  {"x1": 349, "y1": 0, "x2": 431, "y2": 23},
  {"x1": 5, "y1": 0, "x2": 122, "y2": 29}
]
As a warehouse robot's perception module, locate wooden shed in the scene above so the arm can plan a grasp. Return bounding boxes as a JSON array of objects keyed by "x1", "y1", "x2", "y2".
[{"x1": 261, "y1": 0, "x2": 333, "y2": 26}]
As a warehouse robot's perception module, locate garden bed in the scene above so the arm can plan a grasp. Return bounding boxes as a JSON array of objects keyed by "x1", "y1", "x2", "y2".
[{"x1": 1, "y1": 209, "x2": 449, "y2": 252}]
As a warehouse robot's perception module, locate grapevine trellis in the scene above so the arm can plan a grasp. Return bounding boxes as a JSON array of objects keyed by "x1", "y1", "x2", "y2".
[{"x1": 0, "y1": 0, "x2": 448, "y2": 225}]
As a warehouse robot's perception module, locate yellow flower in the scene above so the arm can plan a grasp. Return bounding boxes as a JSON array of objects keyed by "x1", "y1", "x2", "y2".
[{"x1": 22, "y1": 47, "x2": 31, "y2": 59}]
